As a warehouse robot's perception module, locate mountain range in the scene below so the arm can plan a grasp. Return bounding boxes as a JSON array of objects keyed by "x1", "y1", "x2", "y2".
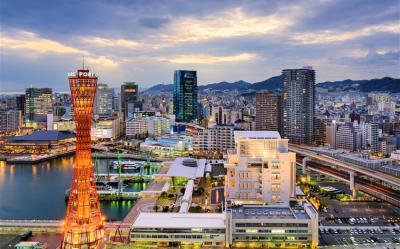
[{"x1": 144, "y1": 76, "x2": 400, "y2": 93}]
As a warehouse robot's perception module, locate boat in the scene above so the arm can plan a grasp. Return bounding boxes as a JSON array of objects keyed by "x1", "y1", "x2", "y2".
[
  {"x1": 111, "y1": 160, "x2": 145, "y2": 170},
  {"x1": 96, "y1": 182, "x2": 113, "y2": 191}
]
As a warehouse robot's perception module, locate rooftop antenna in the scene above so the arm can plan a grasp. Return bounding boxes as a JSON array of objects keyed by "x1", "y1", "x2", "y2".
[{"x1": 82, "y1": 56, "x2": 85, "y2": 70}]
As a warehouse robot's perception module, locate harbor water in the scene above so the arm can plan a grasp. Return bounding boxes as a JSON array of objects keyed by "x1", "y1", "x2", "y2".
[{"x1": 0, "y1": 155, "x2": 154, "y2": 221}]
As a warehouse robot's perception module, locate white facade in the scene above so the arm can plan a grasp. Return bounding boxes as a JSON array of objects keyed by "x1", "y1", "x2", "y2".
[
  {"x1": 225, "y1": 131, "x2": 296, "y2": 206},
  {"x1": 193, "y1": 125, "x2": 236, "y2": 158},
  {"x1": 126, "y1": 115, "x2": 172, "y2": 138},
  {"x1": 361, "y1": 123, "x2": 379, "y2": 153},
  {"x1": 126, "y1": 117, "x2": 148, "y2": 137},
  {"x1": 147, "y1": 116, "x2": 171, "y2": 137},
  {"x1": 210, "y1": 106, "x2": 241, "y2": 126},
  {"x1": 91, "y1": 116, "x2": 121, "y2": 140}
]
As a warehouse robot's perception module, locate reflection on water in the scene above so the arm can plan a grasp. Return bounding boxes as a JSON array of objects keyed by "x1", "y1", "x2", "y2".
[{"x1": 0, "y1": 155, "x2": 138, "y2": 220}]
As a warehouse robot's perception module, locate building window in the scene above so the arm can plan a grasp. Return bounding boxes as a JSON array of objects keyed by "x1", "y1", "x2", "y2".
[
  {"x1": 271, "y1": 173, "x2": 280, "y2": 181},
  {"x1": 272, "y1": 184, "x2": 280, "y2": 192},
  {"x1": 272, "y1": 195, "x2": 281, "y2": 202}
]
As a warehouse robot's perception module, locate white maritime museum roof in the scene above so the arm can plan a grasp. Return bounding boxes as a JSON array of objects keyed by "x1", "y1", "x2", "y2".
[
  {"x1": 167, "y1": 157, "x2": 207, "y2": 179},
  {"x1": 132, "y1": 213, "x2": 226, "y2": 229}
]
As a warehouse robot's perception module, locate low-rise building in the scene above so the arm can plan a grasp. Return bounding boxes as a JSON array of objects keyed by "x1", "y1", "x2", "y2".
[
  {"x1": 130, "y1": 213, "x2": 226, "y2": 248},
  {"x1": 140, "y1": 134, "x2": 192, "y2": 158},
  {"x1": 92, "y1": 116, "x2": 121, "y2": 140},
  {"x1": 3, "y1": 130, "x2": 75, "y2": 154}
]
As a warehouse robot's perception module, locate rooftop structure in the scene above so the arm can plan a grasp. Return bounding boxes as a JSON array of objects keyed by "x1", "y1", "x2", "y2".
[
  {"x1": 132, "y1": 212, "x2": 225, "y2": 229},
  {"x1": 6, "y1": 130, "x2": 75, "y2": 142},
  {"x1": 167, "y1": 157, "x2": 207, "y2": 179}
]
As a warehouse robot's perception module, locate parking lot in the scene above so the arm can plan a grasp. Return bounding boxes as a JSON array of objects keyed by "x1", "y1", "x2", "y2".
[{"x1": 319, "y1": 226, "x2": 400, "y2": 247}]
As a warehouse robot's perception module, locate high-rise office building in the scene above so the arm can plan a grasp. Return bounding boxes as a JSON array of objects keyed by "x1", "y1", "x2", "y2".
[
  {"x1": 94, "y1": 83, "x2": 113, "y2": 116},
  {"x1": 255, "y1": 90, "x2": 282, "y2": 132},
  {"x1": 173, "y1": 70, "x2": 198, "y2": 122},
  {"x1": 282, "y1": 67, "x2": 315, "y2": 145},
  {"x1": 121, "y1": 82, "x2": 141, "y2": 120},
  {"x1": 25, "y1": 88, "x2": 53, "y2": 122},
  {"x1": 16, "y1": 95, "x2": 25, "y2": 116}
]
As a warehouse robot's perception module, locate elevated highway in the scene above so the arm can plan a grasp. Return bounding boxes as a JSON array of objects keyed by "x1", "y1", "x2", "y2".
[
  {"x1": 303, "y1": 161, "x2": 400, "y2": 207},
  {"x1": 290, "y1": 144, "x2": 400, "y2": 187}
]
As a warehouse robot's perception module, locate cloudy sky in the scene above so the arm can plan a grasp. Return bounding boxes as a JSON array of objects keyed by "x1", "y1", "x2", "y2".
[{"x1": 0, "y1": 0, "x2": 399, "y2": 92}]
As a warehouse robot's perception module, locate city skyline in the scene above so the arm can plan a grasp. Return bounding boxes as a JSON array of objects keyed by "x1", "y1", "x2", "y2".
[
  {"x1": 1, "y1": 0, "x2": 399, "y2": 92},
  {"x1": 1, "y1": 1, "x2": 400, "y2": 248}
]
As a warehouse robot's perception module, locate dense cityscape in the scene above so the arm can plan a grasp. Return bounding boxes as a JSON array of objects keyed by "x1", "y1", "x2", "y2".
[{"x1": 1, "y1": 1, "x2": 400, "y2": 249}]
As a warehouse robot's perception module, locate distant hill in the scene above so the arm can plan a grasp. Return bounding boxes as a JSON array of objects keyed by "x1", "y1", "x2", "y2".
[
  {"x1": 317, "y1": 77, "x2": 400, "y2": 92},
  {"x1": 144, "y1": 76, "x2": 400, "y2": 93},
  {"x1": 145, "y1": 83, "x2": 174, "y2": 92}
]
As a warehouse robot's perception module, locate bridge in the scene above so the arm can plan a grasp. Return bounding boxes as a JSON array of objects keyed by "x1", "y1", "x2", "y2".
[
  {"x1": 0, "y1": 219, "x2": 132, "y2": 236},
  {"x1": 290, "y1": 145, "x2": 400, "y2": 207},
  {"x1": 289, "y1": 144, "x2": 400, "y2": 187},
  {"x1": 0, "y1": 220, "x2": 63, "y2": 233}
]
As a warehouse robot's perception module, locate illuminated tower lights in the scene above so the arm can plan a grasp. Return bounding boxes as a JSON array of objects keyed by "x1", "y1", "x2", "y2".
[{"x1": 61, "y1": 68, "x2": 105, "y2": 248}]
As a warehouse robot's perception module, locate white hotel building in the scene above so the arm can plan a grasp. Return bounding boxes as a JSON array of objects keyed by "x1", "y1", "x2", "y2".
[{"x1": 225, "y1": 131, "x2": 296, "y2": 206}]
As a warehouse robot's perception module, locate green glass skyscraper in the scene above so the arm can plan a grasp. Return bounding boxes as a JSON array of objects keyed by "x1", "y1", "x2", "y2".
[{"x1": 173, "y1": 70, "x2": 198, "y2": 122}]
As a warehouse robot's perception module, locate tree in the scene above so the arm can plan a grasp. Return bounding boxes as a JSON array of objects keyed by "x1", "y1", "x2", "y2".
[
  {"x1": 319, "y1": 199, "x2": 328, "y2": 211},
  {"x1": 153, "y1": 205, "x2": 159, "y2": 212},
  {"x1": 303, "y1": 186, "x2": 311, "y2": 196},
  {"x1": 160, "y1": 191, "x2": 168, "y2": 199}
]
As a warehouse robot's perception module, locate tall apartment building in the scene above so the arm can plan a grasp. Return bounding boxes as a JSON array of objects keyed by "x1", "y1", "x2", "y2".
[
  {"x1": 362, "y1": 123, "x2": 379, "y2": 153},
  {"x1": 25, "y1": 87, "x2": 53, "y2": 122},
  {"x1": 282, "y1": 67, "x2": 315, "y2": 145},
  {"x1": 225, "y1": 131, "x2": 296, "y2": 206},
  {"x1": 335, "y1": 123, "x2": 361, "y2": 151},
  {"x1": 173, "y1": 70, "x2": 198, "y2": 122},
  {"x1": 95, "y1": 84, "x2": 113, "y2": 116},
  {"x1": 325, "y1": 121, "x2": 337, "y2": 148},
  {"x1": 255, "y1": 90, "x2": 282, "y2": 132},
  {"x1": 0, "y1": 110, "x2": 22, "y2": 133}
]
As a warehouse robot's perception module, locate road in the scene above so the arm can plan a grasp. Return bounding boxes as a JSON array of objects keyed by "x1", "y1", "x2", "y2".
[{"x1": 290, "y1": 144, "x2": 400, "y2": 187}]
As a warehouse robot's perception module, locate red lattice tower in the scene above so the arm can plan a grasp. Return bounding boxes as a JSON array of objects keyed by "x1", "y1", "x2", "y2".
[{"x1": 61, "y1": 69, "x2": 104, "y2": 248}]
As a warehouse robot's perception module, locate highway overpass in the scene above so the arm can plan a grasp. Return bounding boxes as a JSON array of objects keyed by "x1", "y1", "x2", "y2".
[
  {"x1": 289, "y1": 144, "x2": 400, "y2": 187},
  {"x1": 302, "y1": 161, "x2": 400, "y2": 207}
]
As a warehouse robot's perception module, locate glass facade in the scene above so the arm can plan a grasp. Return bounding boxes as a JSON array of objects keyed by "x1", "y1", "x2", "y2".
[{"x1": 173, "y1": 70, "x2": 198, "y2": 122}]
